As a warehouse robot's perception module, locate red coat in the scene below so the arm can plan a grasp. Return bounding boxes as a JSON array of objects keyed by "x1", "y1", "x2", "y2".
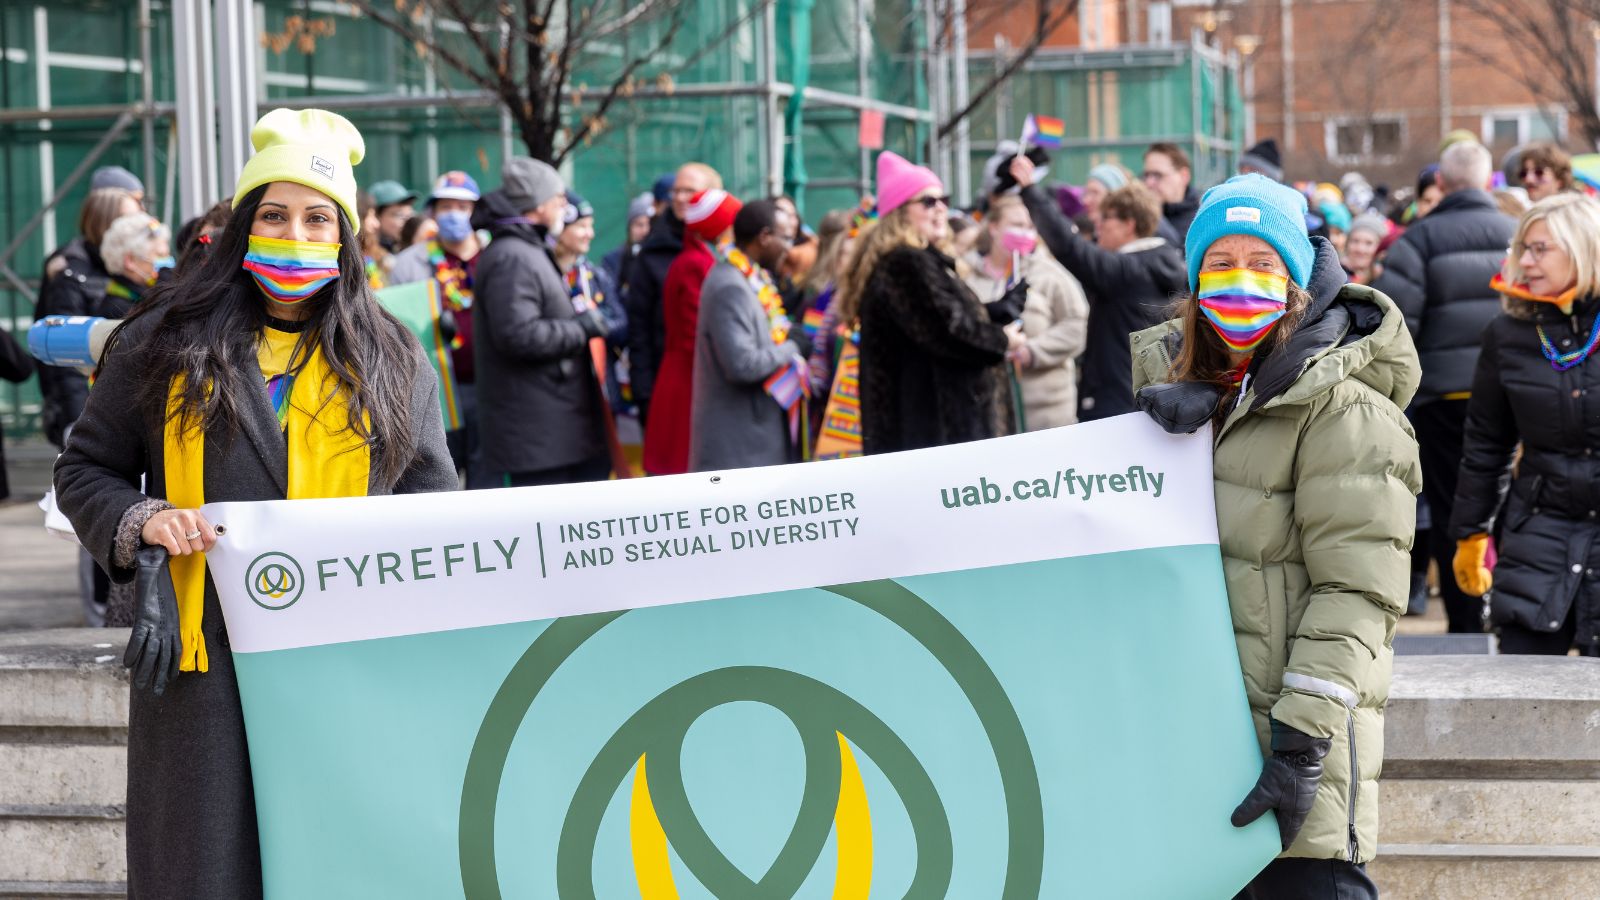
[{"x1": 643, "y1": 236, "x2": 716, "y2": 474}]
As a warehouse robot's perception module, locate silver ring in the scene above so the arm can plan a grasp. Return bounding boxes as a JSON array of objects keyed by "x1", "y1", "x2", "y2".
[{"x1": 184, "y1": 530, "x2": 202, "y2": 541}]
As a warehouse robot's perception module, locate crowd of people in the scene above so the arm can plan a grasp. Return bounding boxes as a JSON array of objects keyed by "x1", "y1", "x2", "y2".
[{"x1": 17, "y1": 102, "x2": 1600, "y2": 898}]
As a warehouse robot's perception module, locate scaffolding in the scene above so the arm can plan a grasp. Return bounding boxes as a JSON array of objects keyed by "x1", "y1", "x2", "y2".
[{"x1": 0, "y1": 1, "x2": 1239, "y2": 440}]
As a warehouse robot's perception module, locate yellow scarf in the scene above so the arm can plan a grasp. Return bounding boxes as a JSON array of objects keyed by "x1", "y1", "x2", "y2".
[{"x1": 162, "y1": 327, "x2": 370, "y2": 672}]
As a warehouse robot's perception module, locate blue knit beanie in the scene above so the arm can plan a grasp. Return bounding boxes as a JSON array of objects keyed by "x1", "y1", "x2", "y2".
[{"x1": 1184, "y1": 173, "x2": 1314, "y2": 291}]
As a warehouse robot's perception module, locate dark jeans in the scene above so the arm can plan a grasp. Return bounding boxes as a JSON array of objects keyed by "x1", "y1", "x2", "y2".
[
  {"x1": 1413, "y1": 398, "x2": 1482, "y2": 633},
  {"x1": 507, "y1": 455, "x2": 612, "y2": 488},
  {"x1": 1235, "y1": 858, "x2": 1378, "y2": 900},
  {"x1": 445, "y1": 384, "x2": 504, "y2": 490},
  {"x1": 1499, "y1": 604, "x2": 1578, "y2": 655}
]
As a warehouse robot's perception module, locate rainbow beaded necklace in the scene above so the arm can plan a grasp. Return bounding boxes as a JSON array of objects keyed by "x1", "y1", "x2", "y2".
[{"x1": 1537, "y1": 316, "x2": 1600, "y2": 371}]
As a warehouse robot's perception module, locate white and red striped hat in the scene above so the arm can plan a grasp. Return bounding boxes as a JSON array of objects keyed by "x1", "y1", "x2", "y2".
[{"x1": 684, "y1": 188, "x2": 742, "y2": 241}]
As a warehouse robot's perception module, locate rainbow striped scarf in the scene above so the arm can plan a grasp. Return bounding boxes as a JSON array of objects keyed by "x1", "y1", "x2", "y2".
[
  {"x1": 244, "y1": 234, "x2": 341, "y2": 304},
  {"x1": 1196, "y1": 268, "x2": 1289, "y2": 353}
]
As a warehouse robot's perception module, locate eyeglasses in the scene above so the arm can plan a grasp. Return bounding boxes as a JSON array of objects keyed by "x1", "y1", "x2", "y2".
[
  {"x1": 1141, "y1": 170, "x2": 1172, "y2": 182},
  {"x1": 915, "y1": 194, "x2": 952, "y2": 210},
  {"x1": 1520, "y1": 166, "x2": 1550, "y2": 181},
  {"x1": 1515, "y1": 240, "x2": 1558, "y2": 261}
]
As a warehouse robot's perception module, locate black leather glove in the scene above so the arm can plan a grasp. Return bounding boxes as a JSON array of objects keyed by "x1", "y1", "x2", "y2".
[
  {"x1": 987, "y1": 279, "x2": 1029, "y2": 324},
  {"x1": 1231, "y1": 718, "x2": 1332, "y2": 851},
  {"x1": 1135, "y1": 381, "x2": 1225, "y2": 435},
  {"x1": 576, "y1": 304, "x2": 608, "y2": 339},
  {"x1": 124, "y1": 544, "x2": 183, "y2": 696}
]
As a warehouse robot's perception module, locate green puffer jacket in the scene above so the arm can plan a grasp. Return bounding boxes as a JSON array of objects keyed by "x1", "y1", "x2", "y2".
[{"x1": 1131, "y1": 241, "x2": 1422, "y2": 863}]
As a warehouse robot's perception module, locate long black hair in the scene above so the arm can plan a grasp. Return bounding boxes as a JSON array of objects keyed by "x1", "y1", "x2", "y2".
[{"x1": 105, "y1": 185, "x2": 421, "y2": 485}]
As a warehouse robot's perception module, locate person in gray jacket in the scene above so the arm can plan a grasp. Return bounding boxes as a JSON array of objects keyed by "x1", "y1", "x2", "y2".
[
  {"x1": 472, "y1": 156, "x2": 611, "y2": 486},
  {"x1": 689, "y1": 199, "x2": 804, "y2": 472}
]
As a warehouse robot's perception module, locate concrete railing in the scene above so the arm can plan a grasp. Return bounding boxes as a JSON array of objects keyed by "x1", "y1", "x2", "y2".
[{"x1": 3, "y1": 631, "x2": 1598, "y2": 898}]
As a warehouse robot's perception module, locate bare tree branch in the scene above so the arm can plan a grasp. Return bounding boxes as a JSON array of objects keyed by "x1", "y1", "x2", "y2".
[
  {"x1": 558, "y1": 1, "x2": 689, "y2": 163},
  {"x1": 1457, "y1": 0, "x2": 1600, "y2": 148},
  {"x1": 938, "y1": 0, "x2": 1080, "y2": 140}
]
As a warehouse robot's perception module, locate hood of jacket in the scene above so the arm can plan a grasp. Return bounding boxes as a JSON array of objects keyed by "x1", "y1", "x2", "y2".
[
  {"x1": 472, "y1": 188, "x2": 549, "y2": 246},
  {"x1": 638, "y1": 210, "x2": 686, "y2": 259},
  {"x1": 1133, "y1": 237, "x2": 1419, "y2": 429},
  {"x1": 1162, "y1": 186, "x2": 1199, "y2": 220}
]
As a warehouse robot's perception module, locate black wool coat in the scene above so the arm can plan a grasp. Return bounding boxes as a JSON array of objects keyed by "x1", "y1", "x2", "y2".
[
  {"x1": 1452, "y1": 296, "x2": 1600, "y2": 654},
  {"x1": 857, "y1": 245, "x2": 1011, "y2": 455},
  {"x1": 471, "y1": 190, "x2": 607, "y2": 475},
  {"x1": 53, "y1": 312, "x2": 456, "y2": 898}
]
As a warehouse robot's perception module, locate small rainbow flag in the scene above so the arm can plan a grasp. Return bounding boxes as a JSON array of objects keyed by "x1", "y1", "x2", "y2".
[{"x1": 1022, "y1": 114, "x2": 1066, "y2": 149}]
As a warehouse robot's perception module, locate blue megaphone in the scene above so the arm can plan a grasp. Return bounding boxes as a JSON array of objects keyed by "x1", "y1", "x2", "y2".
[{"x1": 28, "y1": 316, "x2": 117, "y2": 369}]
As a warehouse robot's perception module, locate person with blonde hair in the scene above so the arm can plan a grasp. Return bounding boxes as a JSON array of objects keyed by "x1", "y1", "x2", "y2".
[
  {"x1": 843, "y1": 151, "x2": 1020, "y2": 453},
  {"x1": 1453, "y1": 192, "x2": 1600, "y2": 656}
]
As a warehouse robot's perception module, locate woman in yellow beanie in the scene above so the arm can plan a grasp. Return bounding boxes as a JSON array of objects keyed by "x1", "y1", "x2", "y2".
[{"x1": 54, "y1": 109, "x2": 457, "y2": 896}]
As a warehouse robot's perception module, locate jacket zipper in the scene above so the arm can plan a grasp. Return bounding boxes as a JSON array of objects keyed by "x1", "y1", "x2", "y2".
[{"x1": 1346, "y1": 710, "x2": 1359, "y2": 861}]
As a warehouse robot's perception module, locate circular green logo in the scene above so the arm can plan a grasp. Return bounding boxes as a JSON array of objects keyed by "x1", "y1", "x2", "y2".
[{"x1": 245, "y1": 552, "x2": 305, "y2": 611}]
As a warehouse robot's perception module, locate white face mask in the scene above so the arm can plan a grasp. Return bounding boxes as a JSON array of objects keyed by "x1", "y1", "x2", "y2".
[{"x1": 545, "y1": 215, "x2": 565, "y2": 239}]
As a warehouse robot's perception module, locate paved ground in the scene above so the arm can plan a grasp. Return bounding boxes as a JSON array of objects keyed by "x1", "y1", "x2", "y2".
[
  {"x1": 0, "y1": 433, "x2": 1450, "y2": 635},
  {"x1": 2, "y1": 438, "x2": 85, "y2": 631}
]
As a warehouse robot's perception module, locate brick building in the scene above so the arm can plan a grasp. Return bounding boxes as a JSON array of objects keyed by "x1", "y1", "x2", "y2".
[{"x1": 1160, "y1": 0, "x2": 1592, "y2": 189}]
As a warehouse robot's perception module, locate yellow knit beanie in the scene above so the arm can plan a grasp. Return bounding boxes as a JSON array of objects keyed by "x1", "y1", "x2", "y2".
[{"x1": 233, "y1": 108, "x2": 366, "y2": 231}]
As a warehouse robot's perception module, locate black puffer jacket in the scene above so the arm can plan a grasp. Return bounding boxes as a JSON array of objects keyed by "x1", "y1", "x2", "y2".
[
  {"x1": 858, "y1": 245, "x2": 1011, "y2": 454},
  {"x1": 470, "y1": 189, "x2": 605, "y2": 474},
  {"x1": 623, "y1": 211, "x2": 685, "y2": 413},
  {"x1": 1451, "y1": 295, "x2": 1600, "y2": 653},
  {"x1": 1021, "y1": 184, "x2": 1186, "y2": 420},
  {"x1": 34, "y1": 241, "x2": 136, "y2": 448},
  {"x1": 1370, "y1": 189, "x2": 1515, "y2": 402}
]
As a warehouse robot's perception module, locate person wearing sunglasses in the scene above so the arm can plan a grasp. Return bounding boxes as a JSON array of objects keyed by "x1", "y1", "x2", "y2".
[
  {"x1": 1515, "y1": 142, "x2": 1576, "y2": 203},
  {"x1": 836, "y1": 151, "x2": 1023, "y2": 454},
  {"x1": 1454, "y1": 193, "x2": 1600, "y2": 657}
]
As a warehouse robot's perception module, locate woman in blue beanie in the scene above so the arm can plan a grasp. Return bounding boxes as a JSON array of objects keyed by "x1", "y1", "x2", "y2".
[{"x1": 1131, "y1": 174, "x2": 1422, "y2": 899}]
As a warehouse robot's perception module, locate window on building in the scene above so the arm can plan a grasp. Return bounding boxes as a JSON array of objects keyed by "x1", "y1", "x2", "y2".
[
  {"x1": 1325, "y1": 117, "x2": 1406, "y2": 163},
  {"x1": 1481, "y1": 108, "x2": 1568, "y2": 147}
]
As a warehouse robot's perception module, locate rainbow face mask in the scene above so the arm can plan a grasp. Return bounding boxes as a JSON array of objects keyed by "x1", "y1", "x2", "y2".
[
  {"x1": 1196, "y1": 268, "x2": 1290, "y2": 354},
  {"x1": 243, "y1": 235, "x2": 341, "y2": 304}
]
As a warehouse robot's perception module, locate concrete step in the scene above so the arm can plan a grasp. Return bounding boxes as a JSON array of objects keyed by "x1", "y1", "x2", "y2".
[
  {"x1": 0, "y1": 745, "x2": 125, "y2": 810},
  {"x1": 0, "y1": 816, "x2": 124, "y2": 884},
  {"x1": 0, "y1": 882, "x2": 126, "y2": 900},
  {"x1": 1380, "y1": 779, "x2": 1600, "y2": 846},
  {"x1": 0, "y1": 632, "x2": 129, "y2": 899},
  {"x1": 1370, "y1": 845, "x2": 1600, "y2": 900}
]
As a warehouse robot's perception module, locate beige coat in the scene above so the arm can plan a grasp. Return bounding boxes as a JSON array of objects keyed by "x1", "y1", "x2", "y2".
[{"x1": 963, "y1": 249, "x2": 1089, "y2": 430}]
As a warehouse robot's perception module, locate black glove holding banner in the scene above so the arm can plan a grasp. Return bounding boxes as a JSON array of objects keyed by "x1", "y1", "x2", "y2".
[
  {"x1": 987, "y1": 279, "x2": 1029, "y2": 324},
  {"x1": 125, "y1": 544, "x2": 183, "y2": 696},
  {"x1": 1230, "y1": 718, "x2": 1332, "y2": 851}
]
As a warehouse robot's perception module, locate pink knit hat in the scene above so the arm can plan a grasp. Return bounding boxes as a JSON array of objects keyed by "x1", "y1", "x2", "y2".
[{"x1": 876, "y1": 151, "x2": 942, "y2": 216}]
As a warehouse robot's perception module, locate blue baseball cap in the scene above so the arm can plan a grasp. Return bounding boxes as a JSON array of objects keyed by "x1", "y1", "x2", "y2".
[{"x1": 429, "y1": 170, "x2": 481, "y2": 203}]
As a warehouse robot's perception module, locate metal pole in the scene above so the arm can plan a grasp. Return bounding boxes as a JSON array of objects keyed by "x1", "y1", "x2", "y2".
[
  {"x1": 952, "y1": 0, "x2": 970, "y2": 205},
  {"x1": 1279, "y1": 0, "x2": 1294, "y2": 151},
  {"x1": 173, "y1": 0, "x2": 218, "y2": 221},
  {"x1": 139, "y1": 0, "x2": 157, "y2": 218},
  {"x1": 856, "y1": 0, "x2": 871, "y2": 197},
  {"x1": 1438, "y1": 0, "x2": 1452, "y2": 139},
  {"x1": 499, "y1": 19, "x2": 515, "y2": 162},
  {"x1": 214, "y1": 0, "x2": 259, "y2": 195},
  {"x1": 763, "y1": 0, "x2": 783, "y2": 198},
  {"x1": 0, "y1": 112, "x2": 137, "y2": 272}
]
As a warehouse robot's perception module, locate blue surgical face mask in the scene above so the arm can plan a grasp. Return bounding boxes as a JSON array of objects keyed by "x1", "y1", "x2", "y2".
[
  {"x1": 153, "y1": 255, "x2": 177, "y2": 271},
  {"x1": 435, "y1": 209, "x2": 473, "y2": 244}
]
